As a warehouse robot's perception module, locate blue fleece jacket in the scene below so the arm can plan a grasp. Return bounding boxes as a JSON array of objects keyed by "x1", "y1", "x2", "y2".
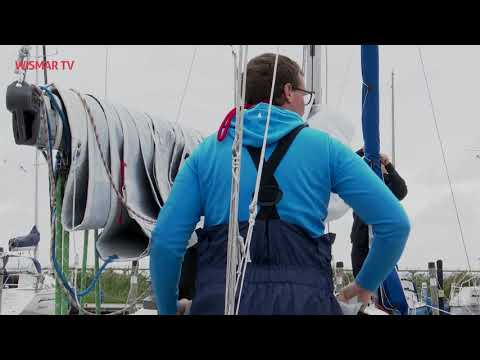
[{"x1": 150, "y1": 103, "x2": 410, "y2": 315}]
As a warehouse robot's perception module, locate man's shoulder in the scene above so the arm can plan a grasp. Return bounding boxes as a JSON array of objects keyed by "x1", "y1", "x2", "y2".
[
  {"x1": 302, "y1": 125, "x2": 330, "y2": 137},
  {"x1": 298, "y1": 126, "x2": 351, "y2": 158},
  {"x1": 297, "y1": 126, "x2": 333, "y2": 145},
  {"x1": 189, "y1": 132, "x2": 218, "y2": 156}
]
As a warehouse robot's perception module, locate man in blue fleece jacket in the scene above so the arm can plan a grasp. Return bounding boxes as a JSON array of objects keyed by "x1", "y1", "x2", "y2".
[{"x1": 150, "y1": 53, "x2": 410, "y2": 315}]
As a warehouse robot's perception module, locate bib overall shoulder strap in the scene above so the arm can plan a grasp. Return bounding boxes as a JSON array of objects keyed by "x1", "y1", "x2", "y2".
[{"x1": 246, "y1": 124, "x2": 307, "y2": 220}]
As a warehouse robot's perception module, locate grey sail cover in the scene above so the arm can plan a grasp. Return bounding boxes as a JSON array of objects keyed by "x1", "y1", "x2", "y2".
[{"x1": 52, "y1": 86, "x2": 204, "y2": 261}]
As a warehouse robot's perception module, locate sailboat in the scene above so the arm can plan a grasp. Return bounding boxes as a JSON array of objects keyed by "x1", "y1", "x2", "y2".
[
  {"x1": 448, "y1": 274, "x2": 480, "y2": 315},
  {"x1": 1, "y1": 46, "x2": 57, "y2": 315},
  {"x1": 1, "y1": 226, "x2": 55, "y2": 315}
]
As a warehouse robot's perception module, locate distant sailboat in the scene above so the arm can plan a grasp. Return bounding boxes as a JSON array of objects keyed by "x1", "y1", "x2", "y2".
[{"x1": 1, "y1": 227, "x2": 55, "y2": 315}]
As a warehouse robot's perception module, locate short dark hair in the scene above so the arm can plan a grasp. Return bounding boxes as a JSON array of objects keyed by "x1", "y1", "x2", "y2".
[{"x1": 245, "y1": 53, "x2": 303, "y2": 106}]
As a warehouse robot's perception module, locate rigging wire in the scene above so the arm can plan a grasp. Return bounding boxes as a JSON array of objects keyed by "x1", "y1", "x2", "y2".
[
  {"x1": 225, "y1": 45, "x2": 248, "y2": 315},
  {"x1": 104, "y1": 45, "x2": 109, "y2": 98},
  {"x1": 175, "y1": 46, "x2": 198, "y2": 123},
  {"x1": 234, "y1": 47, "x2": 280, "y2": 315},
  {"x1": 336, "y1": 46, "x2": 356, "y2": 111},
  {"x1": 417, "y1": 45, "x2": 472, "y2": 272}
]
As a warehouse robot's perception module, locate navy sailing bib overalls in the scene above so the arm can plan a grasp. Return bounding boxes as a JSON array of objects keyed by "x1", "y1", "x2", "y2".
[{"x1": 189, "y1": 124, "x2": 342, "y2": 315}]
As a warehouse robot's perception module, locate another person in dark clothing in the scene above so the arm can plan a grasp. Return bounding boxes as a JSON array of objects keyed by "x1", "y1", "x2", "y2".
[{"x1": 351, "y1": 150, "x2": 408, "y2": 278}]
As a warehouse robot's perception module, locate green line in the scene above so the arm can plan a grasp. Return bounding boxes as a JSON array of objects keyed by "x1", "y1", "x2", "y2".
[
  {"x1": 54, "y1": 175, "x2": 63, "y2": 315},
  {"x1": 80, "y1": 230, "x2": 89, "y2": 313},
  {"x1": 61, "y1": 229, "x2": 70, "y2": 315},
  {"x1": 94, "y1": 229, "x2": 101, "y2": 315}
]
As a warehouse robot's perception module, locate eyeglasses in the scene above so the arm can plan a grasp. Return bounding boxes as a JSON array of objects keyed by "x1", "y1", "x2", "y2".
[{"x1": 292, "y1": 87, "x2": 315, "y2": 106}]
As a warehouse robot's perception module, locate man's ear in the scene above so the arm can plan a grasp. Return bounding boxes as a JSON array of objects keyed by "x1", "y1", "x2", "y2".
[{"x1": 283, "y1": 83, "x2": 293, "y2": 103}]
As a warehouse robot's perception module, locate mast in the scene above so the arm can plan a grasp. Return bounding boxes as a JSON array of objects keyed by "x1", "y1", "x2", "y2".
[
  {"x1": 323, "y1": 45, "x2": 329, "y2": 235},
  {"x1": 362, "y1": 46, "x2": 409, "y2": 314},
  {"x1": 305, "y1": 46, "x2": 332, "y2": 233},
  {"x1": 325, "y1": 45, "x2": 328, "y2": 106},
  {"x1": 104, "y1": 45, "x2": 108, "y2": 98},
  {"x1": 34, "y1": 45, "x2": 39, "y2": 260},
  {"x1": 391, "y1": 70, "x2": 396, "y2": 167},
  {"x1": 305, "y1": 45, "x2": 322, "y2": 111},
  {"x1": 361, "y1": 45, "x2": 381, "y2": 178},
  {"x1": 42, "y1": 46, "x2": 47, "y2": 84}
]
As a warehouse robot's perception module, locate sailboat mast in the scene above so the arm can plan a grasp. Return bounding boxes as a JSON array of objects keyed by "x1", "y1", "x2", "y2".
[
  {"x1": 305, "y1": 45, "x2": 329, "y2": 235},
  {"x1": 391, "y1": 69, "x2": 396, "y2": 167},
  {"x1": 325, "y1": 45, "x2": 328, "y2": 106},
  {"x1": 34, "y1": 45, "x2": 39, "y2": 260},
  {"x1": 105, "y1": 45, "x2": 109, "y2": 98},
  {"x1": 323, "y1": 45, "x2": 330, "y2": 233},
  {"x1": 305, "y1": 45, "x2": 322, "y2": 106}
]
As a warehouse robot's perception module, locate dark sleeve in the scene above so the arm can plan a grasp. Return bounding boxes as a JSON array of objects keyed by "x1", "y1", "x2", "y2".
[
  {"x1": 385, "y1": 163, "x2": 408, "y2": 201},
  {"x1": 178, "y1": 243, "x2": 198, "y2": 300}
]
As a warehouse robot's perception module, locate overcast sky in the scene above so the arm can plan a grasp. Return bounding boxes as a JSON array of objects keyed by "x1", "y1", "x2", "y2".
[{"x1": 1, "y1": 45, "x2": 479, "y2": 271}]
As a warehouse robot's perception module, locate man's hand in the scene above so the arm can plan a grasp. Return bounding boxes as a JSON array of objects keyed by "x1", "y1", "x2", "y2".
[
  {"x1": 380, "y1": 153, "x2": 390, "y2": 166},
  {"x1": 176, "y1": 299, "x2": 192, "y2": 315},
  {"x1": 336, "y1": 282, "x2": 374, "y2": 305}
]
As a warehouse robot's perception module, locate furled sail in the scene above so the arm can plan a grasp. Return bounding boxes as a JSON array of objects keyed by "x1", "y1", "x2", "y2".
[{"x1": 6, "y1": 81, "x2": 204, "y2": 261}]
